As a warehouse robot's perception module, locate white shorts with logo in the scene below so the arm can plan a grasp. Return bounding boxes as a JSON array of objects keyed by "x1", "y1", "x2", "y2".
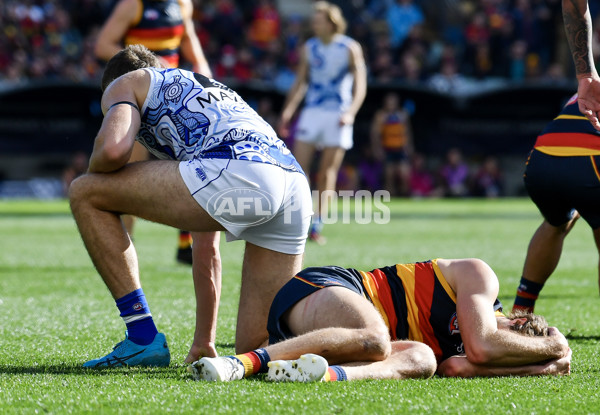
[
  {"x1": 178, "y1": 158, "x2": 312, "y2": 255},
  {"x1": 295, "y1": 107, "x2": 353, "y2": 150}
]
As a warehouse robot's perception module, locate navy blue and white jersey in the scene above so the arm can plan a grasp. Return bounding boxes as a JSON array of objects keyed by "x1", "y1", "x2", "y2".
[
  {"x1": 138, "y1": 67, "x2": 302, "y2": 173},
  {"x1": 304, "y1": 34, "x2": 354, "y2": 111}
]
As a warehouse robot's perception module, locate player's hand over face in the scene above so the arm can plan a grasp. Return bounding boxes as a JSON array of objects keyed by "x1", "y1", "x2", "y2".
[
  {"x1": 577, "y1": 75, "x2": 600, "y2": 131},
  {"x1": 185, "y1": 341, "x2": 218, "y2": 364}
]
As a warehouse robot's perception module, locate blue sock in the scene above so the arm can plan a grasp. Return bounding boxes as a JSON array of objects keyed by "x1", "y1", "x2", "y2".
[
  {"x1": 116, "y1": 288, "x2": 158, "y2": 346},
  {"x1": 311, "y1": 216, "x2": 323, "y2": 234}
]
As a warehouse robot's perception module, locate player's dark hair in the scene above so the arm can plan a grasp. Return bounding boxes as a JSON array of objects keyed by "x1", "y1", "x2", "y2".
[
  {"x1": 507, "y1": 309, "x2": 549, "y2": 337},
  {"x1": 101, "y1": 44, "x2": 161, "y2": 92}
]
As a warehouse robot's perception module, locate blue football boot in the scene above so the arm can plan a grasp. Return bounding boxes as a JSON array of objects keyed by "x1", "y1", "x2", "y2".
[{"x1": 83, "y1": 332, "x2": 170, "y2": 368}]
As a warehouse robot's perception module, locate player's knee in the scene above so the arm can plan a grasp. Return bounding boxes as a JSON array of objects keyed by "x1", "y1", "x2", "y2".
[
  {"x1": 68, "y1": 175, "x2": 91, "y2": 211},
  {"x1": 405, "y1": 343, "x2": 437, "y2": 379},
  {"x1": 360, "y1": 328, "x2": 391, "y2": 360}
]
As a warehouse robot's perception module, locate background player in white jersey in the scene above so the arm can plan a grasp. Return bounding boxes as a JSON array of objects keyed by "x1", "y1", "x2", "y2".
[
  {"x1": 279, "y1": 1, "x2": 367, "y2": 244},
  {"x1": 69, "y1": 45, "x2": 312, "y2": 368}
]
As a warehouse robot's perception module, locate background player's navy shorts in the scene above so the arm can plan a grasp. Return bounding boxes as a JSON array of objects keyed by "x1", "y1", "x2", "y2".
[
  {"x1": 524, "y1": 149, "x2": 600, "y2": 229},
  {"x1": 267, "y1": 266, "x2": 366, "y2": 344}
]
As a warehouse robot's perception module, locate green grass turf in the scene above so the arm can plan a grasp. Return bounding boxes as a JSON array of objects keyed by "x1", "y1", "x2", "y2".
[{"x1": 1, "y1": 198, "x2": 600, "y2": 414}]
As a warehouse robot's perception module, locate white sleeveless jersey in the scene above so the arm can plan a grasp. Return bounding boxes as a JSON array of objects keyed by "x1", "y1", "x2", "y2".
[
  {"x1": 138, "y1": 68, "x2": 302, "y2": 173},
  {"x1": 304, "y1": 34, "x2": 354, "y2": 111}
]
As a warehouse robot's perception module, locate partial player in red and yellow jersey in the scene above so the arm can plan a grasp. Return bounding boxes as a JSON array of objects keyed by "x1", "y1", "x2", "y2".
[
  {"x1": 189, "y1": 258, "x2": 570, "y2": 382},
  {"x1": 513, "y1": 93, "x2": 600, "y2": 313},
  {"x1": 94, "y1": 0, "x2": 215, "y2": 268},
  {"x1": 370, "y1": 92, "x2": 413, "y2": 196},
  {"x1": 95, "y1": 0, "x2": 210, "y2": 74}
]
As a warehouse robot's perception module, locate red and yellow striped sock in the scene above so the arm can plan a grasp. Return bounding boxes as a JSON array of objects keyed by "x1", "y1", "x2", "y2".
[
  {"x1": 178, "y1": 231, "x2": 192, "y2": 249},
  {"x1": 322, "y1": 366, "x2": 347, "y2": 381},
  {"x1": 233, "y1": 348, "x2": 271, "y2": 378}
]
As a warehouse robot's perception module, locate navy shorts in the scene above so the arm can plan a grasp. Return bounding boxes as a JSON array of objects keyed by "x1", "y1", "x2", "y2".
[
  {"x1": 385, "y1": 149, "x2": 409, "y2": 164},
  {"x1": 524, "y1": 149, "x2": 600, "y2": 229},
  {"x1": 267, "y1": 266, "x2": 365, "y2": 345}
]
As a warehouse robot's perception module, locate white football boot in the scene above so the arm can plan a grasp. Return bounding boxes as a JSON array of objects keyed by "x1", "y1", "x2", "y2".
[
  {"x1": 188, "y1": 356, "x2": 245, "y2": 381},
  {"x1": 267, "y1": 354, "x2": 328, "y2": 382}
]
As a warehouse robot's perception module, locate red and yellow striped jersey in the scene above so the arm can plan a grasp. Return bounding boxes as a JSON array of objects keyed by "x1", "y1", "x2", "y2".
[
  {"x1": 358, "y1": 260, "x2": 502, "y2": 363},
  {"x1": 124, "y1": 0, "x2": 184, "y2": 68},
  {"x1": 534, "y1": 94, "x2": 600, "y2": 156},
  {"x1": 380, "y1": 112, "x2": 409, "y2": 150}
]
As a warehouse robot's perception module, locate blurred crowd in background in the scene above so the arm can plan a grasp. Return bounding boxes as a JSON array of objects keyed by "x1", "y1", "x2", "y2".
[
  {"x1": 1, "y1": 0, "x2": 596, "y2": 198},
  {"x1": 2, "y1": 0, "x2": 598, "y2": 88}
]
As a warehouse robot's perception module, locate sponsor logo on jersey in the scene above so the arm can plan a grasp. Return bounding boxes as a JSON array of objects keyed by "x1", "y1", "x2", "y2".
[
  {"x1": 144, "y1": 9, "x2": 159, "y2": 20},
  {"x1": 449, "y1": 312, "x2": 460, "y2": 335}
]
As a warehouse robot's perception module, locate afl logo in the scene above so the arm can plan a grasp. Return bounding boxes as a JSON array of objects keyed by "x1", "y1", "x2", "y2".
[
  {"x1": 448, "y1": 312, "x2": 460, "y2": 335},
  {"x1": 133, "y1": 302, "x2": 143, "y2": 311}
]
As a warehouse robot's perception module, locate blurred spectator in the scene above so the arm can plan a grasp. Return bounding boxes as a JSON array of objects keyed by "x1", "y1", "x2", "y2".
[
  {"x1": 370, "y1": 92, "x2": 413, "y2": 196},
  {"x1": 214, "y1": 44, "x2": 253, "y2": 81},
  {"x1": 428, "y1": 60, "x2": 468, "y2": 93},
  {"x1": 256, "y1": 96, "x2": 278, "y2": 129},
  {"x1": 337, "y1": 162, "x2": 360, "y2": 192},
  {"x1": 62, "y1": 151, "x2": 89, "y2": 196},
  {"x1": 439, "y1": 147, "x2": 470, "y2": 197},
  {"x1": 409, "y1": 153, "x2": 442, "y2": 198},
  {"x1": 471, "y1": 156, "x2": 504, "y2": 198},
  {"x1": 357, "y1": 145, "x2": 383, "y2": 193},
  {"x1": 248, "y1": 0, "x2": 281, "y2": 56},
  {"x1": 385, "y1": 0, "x2": 424, "y2": 49}
]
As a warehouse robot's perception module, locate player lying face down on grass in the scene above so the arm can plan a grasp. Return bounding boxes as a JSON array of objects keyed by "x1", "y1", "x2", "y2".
[
  {"x1": 69, "y1": 44, "x2": 312, "y2": 368},
  {"x1": 189, "y1": 258, "x2": 571, "y2": 381}
]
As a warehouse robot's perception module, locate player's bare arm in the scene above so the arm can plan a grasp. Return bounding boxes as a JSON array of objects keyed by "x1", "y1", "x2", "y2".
[
  {"x1": 340, "y1": 40, "x2": 367, "y2": 126},
  {"x1": 441, "y1": 259, "x2": 569, "y2": 366},
  {"x1": 562, "y1": 0, "x2": 600, "y2": 130},
  {"x1": 185, "y1": 231, "x2": 222, "y2": 362},
  {"x1": 437, "y1": 347, "x2": 572, "y2": 378},
  {"x1": 563, "y1": 0, "x2": 595, "y2": 78},
  {"x1": 179, "y1": 0, "x2": 212, "y2": 77},
  {"x1": 95, "y1": 0, "x2": 138, "y2": 61},
  {"x1": 279, "y1": 45, "x2": 309, "y2": 136},
  {"x1": 88, "y1": 70, "x2": 149, "y2": 173}
]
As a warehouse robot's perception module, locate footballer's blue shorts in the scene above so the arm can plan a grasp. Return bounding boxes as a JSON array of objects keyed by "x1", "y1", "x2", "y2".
[
  {"x1": 266, "y1": 266, "x2": 366, "y2": 345},
  {"x1": 524, "y1": 149, "x2": 600, "y2": 229}
]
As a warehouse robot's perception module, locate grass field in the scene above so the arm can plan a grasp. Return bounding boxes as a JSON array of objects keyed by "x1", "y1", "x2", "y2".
[{"x1": 1, "y1": 198, "x2": 600, "y2": 414}]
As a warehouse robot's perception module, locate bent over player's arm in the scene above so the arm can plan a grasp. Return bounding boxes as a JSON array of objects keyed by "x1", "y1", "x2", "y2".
[
  {"x1": 437, "y1": 347, "x2": 572, "y2": 378},
  {"x1": 185, "y1": 231, "x2": 222, "y2": 362},
  {"x1": 340, "y1": 40, "x2": 367, "y2": 126},
  {"x1": 179, "y1": 0, "x2": 212, "y2": 77},
  {"x1": 446, "y1": 259, "x2": 569, "y2": 366},
  {"x1": 562, "y1": 0, "x2": 600, "y2": 130},
  {"x1": 95, "y1": 0, "x2": 138, "y2": 61},
  {"x1": 88, "y1": 72, "x2": 145, "y2": 173}
]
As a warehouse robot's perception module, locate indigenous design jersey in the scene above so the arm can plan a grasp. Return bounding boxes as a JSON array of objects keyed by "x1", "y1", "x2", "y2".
[
  {"x1": 139, "y1": 68, "x2": 302, "y2": 173},
  {"x1": 534, "y1": 93, "x2": 600, "y2": 156},
  {"x1": 124, "y1": 0, "x2": 185, "y2": 68},
  {"x1": 381, "y1": 111, "x2": 409, "y2": 150},
  {"x1": 335, "y1": 260, "x2": 502, "y2": 362},
  {"x1": 304, "y1": 34, "x2": 354, "y2": 111}
]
